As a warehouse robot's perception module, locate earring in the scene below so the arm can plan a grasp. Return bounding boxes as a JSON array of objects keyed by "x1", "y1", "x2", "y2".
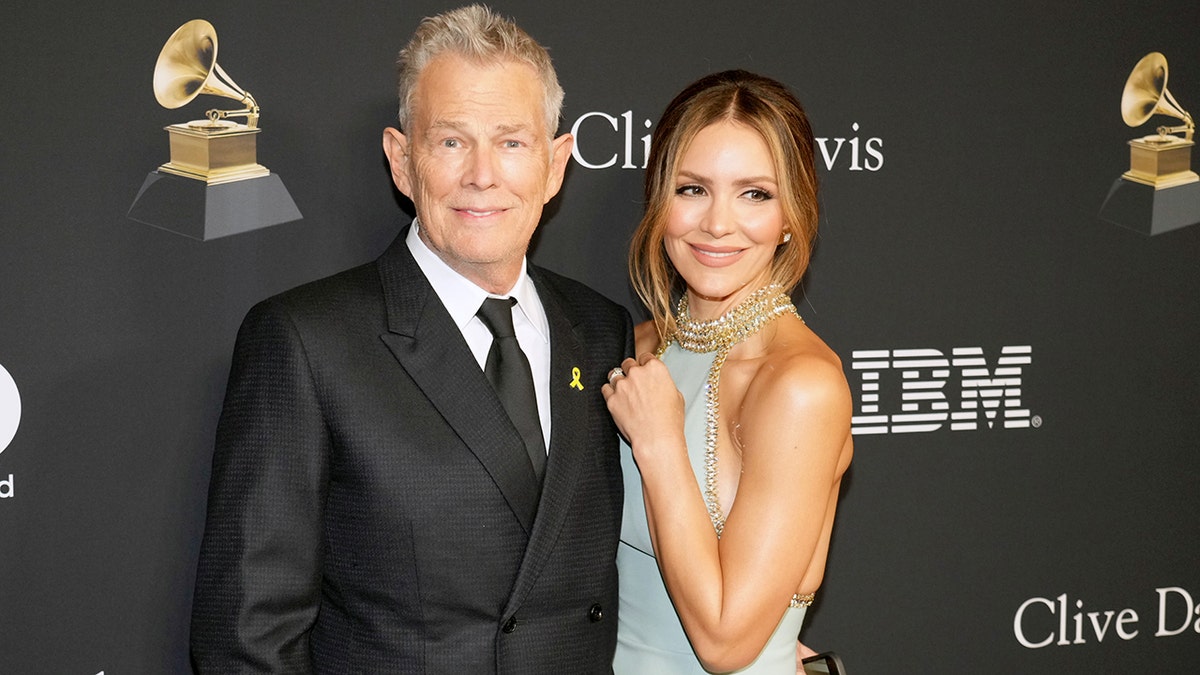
[{"x1": 781, "y1": 233, "x2": 792, "y2": 244}]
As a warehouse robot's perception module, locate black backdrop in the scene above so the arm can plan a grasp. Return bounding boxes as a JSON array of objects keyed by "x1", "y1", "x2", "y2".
[{"x1": 2, "y1": 1, "x2": 1198, "y2": 672}]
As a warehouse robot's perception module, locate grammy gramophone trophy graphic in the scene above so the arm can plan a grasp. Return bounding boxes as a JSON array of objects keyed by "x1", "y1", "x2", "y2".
[
  {"x1": 128, "y1": 19, "x2": 301, "y2": 240},
  {"x1": 1100, "y1": 52, "x2": 1200, "y2": 235}
]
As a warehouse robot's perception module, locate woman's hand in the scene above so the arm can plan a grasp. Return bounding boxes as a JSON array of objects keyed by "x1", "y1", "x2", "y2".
[
  {"x1": 601, "y1": 353, "x2": 686, "y2": 459},
  {"x1": 796, "y1": 640, "x2": 818, "y2": 674}
]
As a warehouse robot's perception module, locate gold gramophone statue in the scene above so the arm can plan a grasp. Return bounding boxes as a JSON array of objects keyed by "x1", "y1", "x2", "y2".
[
  {"x1": 1119, "y1": 52, "x2": 1198, "y2": 189},
  {"x1": 1099, "y1": 52, "x2": 1200, "y2": 236},
  {"x1": 153, "y1": 19, "x2": 269, "y2": 184},
  {"x1": 128, "y1": 19, "x2": 300, "y2": 240}
]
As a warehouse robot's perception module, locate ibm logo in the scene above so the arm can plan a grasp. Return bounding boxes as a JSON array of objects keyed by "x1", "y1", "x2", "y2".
[{"x1": 850, "y1": 346, "x2": 1035, "y2": 435}]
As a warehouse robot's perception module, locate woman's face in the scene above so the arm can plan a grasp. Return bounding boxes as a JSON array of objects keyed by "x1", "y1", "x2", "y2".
[{"x1": 664, "y1": 120, "x2": 785, "y2": 318}]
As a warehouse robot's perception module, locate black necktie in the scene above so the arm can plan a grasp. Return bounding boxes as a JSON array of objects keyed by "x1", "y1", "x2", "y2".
[{"x1": 476, "y1": 297, "x2": 546, "y2": 483}]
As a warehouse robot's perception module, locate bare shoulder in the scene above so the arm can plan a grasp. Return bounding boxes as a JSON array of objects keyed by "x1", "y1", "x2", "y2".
[
  {"x1": 633, "y1": 320, "x2": 661, "y2": 356},
  {"x1": 734, "y1": 316, "x2": 853, "y2": 473},
  {"x1": 746, "y1": 319, "x2": 851, "y2": 419}
]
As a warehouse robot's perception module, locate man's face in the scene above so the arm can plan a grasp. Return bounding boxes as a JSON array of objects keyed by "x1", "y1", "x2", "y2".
[{"x1": 384, "y1": 53, "x2": 573, "y2": 293}]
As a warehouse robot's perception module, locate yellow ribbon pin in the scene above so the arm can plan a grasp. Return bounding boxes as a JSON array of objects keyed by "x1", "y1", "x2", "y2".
[{"x1": 569, "y1": 367, "x2": 584, "y2": 390}]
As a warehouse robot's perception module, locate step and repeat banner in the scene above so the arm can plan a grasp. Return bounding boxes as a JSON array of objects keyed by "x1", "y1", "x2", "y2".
[{"x1": 2, "y1": 1, "x2": 1198, "y2": 672}]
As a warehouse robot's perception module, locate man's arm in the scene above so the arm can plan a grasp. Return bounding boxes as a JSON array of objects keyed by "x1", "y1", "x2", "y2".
[{"x1": 191, "y1": 300, "x2": 329, "y2": 673}]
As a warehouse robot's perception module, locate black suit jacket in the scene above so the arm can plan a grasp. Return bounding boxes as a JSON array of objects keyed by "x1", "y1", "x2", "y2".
[{"x1": 191, "y1": 228, "x2": 633, "y2": 673}]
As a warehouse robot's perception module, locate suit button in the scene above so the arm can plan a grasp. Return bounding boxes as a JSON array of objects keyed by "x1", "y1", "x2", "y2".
[
  {"x1": 502, "y1": 617, "x2": 518, "y2": 633},
  {"x1": 588, "y1": 604, "x2": 604, "y2": 622}
]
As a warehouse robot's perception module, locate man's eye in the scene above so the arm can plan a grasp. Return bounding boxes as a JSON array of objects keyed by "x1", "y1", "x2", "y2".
[
  {"x1": 441, "y1": 139, "x2": 460, "y2": 148},
  {"x1": 504, "y1": 140, "x2": 523, "y2": 149}
]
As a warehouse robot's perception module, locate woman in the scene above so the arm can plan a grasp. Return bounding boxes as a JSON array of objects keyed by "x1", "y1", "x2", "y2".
[{"x1": 603, "y1": 70, "x2": 853, "y2": 674}]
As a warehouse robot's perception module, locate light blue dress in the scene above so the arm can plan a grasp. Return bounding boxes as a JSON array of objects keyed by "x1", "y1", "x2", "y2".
[{"x1": 614, "y1": 345, "x2": 806, "y2": 674}]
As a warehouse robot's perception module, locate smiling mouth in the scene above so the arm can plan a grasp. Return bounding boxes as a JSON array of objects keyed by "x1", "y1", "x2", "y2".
[
  {"x1": 686, "y1": 244, "x2": 747, "y2": 267},
  {"x1": 696, "y1": 249, "x2": 740, "y2": 258},
  {"x1": 691, "y1": 245, "x2": 744, "y2": 258}
]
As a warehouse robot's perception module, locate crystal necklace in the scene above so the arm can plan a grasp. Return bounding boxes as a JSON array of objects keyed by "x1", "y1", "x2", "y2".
[{"x1": 655, "y1": 284, "x2": 799, "y2": 539}]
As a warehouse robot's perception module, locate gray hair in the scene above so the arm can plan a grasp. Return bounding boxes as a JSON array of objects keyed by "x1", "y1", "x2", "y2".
[{"x1": 396, "y1": 4, "x2": 564, "y2": 136}]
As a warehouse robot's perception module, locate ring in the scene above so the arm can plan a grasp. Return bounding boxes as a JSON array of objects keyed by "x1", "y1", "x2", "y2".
[{"x1": 607, "y1": 367, "x2": 625, "y2": 385}]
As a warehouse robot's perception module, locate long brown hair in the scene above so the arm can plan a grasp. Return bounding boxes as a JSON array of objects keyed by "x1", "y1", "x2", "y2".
[{"x1": 629, "y1": 70, "x2": 819, "y2": 338}]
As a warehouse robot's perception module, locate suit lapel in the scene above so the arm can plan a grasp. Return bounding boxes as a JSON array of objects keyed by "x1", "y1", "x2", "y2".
[
  {"x1": 376, "y1": 235, "x2": 541, "y2": 533},
  {"x1": 503, "y1": 269, "x2": 591, "y2": 615}
]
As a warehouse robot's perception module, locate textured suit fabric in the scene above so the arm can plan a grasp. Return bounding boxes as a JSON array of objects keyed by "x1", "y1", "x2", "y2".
[{"x1": 191, "y1": 226, "x2": 634, "y2": 673}]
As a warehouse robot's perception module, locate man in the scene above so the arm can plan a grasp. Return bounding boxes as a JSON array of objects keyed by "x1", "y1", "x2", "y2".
[{"x1": 190, "y1": 5, "x2": 632, "y2": 672}]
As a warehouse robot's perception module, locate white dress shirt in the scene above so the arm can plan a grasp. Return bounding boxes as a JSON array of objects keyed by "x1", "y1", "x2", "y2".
[{"x1": 406, "y1": 221, "x2": 551, "y2": 452}]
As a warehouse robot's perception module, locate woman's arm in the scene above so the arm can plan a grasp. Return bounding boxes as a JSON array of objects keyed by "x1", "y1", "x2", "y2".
[{"x1": 604, "y1": 349, "x2": 851, "y2": 672}]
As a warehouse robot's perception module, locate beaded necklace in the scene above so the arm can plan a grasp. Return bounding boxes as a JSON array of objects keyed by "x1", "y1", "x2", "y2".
[{"x1": 655, "y1": 284, "x2": 799, "y2": 539}]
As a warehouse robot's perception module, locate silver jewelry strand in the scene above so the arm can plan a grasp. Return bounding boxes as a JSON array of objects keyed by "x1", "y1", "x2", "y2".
[{"x1": 656, "y1": 284, "x2": 799, "y2": 539}]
